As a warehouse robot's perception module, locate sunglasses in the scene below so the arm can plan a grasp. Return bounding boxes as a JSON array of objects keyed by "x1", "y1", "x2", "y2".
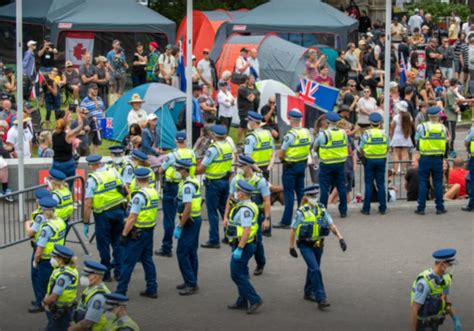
[
  {"x1": 349, "y1": 84, "x2": 356, "y2": 87},
  {"x1": 203, "y1": 52, "x2": 209, "y2": 55},
  {"x1": 269, "y1": 101, "x2": 276, "y2": 104}
]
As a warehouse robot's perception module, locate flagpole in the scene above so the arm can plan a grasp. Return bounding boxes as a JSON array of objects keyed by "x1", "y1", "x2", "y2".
[
  {"x1": 383, "y1": 0, "x2": 392, "y2": 196},
  {"x1": 16, "y1": 0, "x2": 25, "y2": 220},
  {"x1": 185, "y1": 0, "x2": 193, "y2": 147}
]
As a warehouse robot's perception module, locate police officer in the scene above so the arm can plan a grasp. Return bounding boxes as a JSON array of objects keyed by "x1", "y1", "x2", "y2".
[
  {"x1": 43, "y1": 244, "x2": 78, "y2": 331},
  {"x1": 225, "y1": 180, "x2": 263, "y2": 314},
  {"x1": 197, "y1": 125, "x2": 233, "y2": 248},
  {"x1": 48, "y1": 169, "x2": 74, "y2": 236},
  {"x1": 155, "y1": 132, "x2": 196, "y2": 258},
  {"x1": 414, "y1": 106, "x2": 449, "y2": 215},
  {"x1": 173, "y1": 159, "x2": 202, "y2": 296},
  {"x1": 126, "y1": 150, "x2": 156, "y2": 197},
  {"x1": 244, "y1": 111, "x2": 275, "y2": 181},
  {"x1": 314, "y1": 111, "x2": 349, "y2": 218},
  {"x1": 70, "y1": 261, "x2": 110, "y2": 331},
  {"x1": 117, "y1": 168, "x2": 158, "y2": 299},
  {"x1": 225, "y1": 155, "x2": 270, "y2": 276},
  {"x1": 462, "y1": 125, "x2": 474, "y2": 212},
  {"x1": 410, "y1": 249, "x2": 461, "y2": 331},
  {"x1": 274, "y1": 109, "x2": 312, "y2": 229},
  {"x1": 103, "y1": 293, "x2": 139, "y2": 331},
  {"x1": 31, "y1": 197, "x2": 67, "y2": 313},
  {"x1": 289, "y1": 185, "x2": 346, "y2": 309},
  {"x1": 106, "y1": 145, "x2": 129, "y2": 176},
  {"x1": 359, "y1": 112, "x2": 389, "y2": 215},
  {"x1": 84, "y1": 155, "x2": 127, "y2": 282}
]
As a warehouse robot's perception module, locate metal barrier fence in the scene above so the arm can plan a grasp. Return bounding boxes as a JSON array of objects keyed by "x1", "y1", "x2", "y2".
[{"x1": 0, "y1": 175, "x2": 89, "y2": 254}]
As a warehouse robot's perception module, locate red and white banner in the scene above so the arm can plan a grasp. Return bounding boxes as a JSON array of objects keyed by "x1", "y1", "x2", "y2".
[
  {"x1": 276, "y1": 94, "x2": 305, "y2": 132},
  {"x1": 65, "y1": 32, "x2": 95, "y2": 67}
]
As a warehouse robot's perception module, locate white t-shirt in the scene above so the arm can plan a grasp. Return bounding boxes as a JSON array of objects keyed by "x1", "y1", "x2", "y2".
[
  {"x1": 197, "y1": 59, "x2": 213, "y2": 86},
  {"x1": 6, "y1": 125, "x2": 32, "y2": 158},
  {"x1": 217, "y1": 90, "x2": 235, "y2": 118},
  {"x1": 248, "y1": 57, "x2": 259, "y2": 77},
  {"x1": 357, "y1": 97, "x2": 378, "y2": 125},
  {"x1": 158, "y1": 54, "x2": 176, "y2": 78},
  {"x1": 127, "y1": 108, "x2": 148, "y2": 127},
  {"x1": 235, "y1": 56, "x2": 250, "y2": 76}
]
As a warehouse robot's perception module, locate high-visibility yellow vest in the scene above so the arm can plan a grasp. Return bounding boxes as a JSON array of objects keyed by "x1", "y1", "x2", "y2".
[
  {"x1": 362, "y1": 128, "x2": 388, "y2": 159},
  {"x1": 129, "y1": 167, "x2": 156, "y2": 196},
  {"x1": 177, "y1": 177, "x2": 202, "y2": 217},
  {"x1": 134, "y1": 187, "x2": 159, "y2": 229},
  {"x1": 419, "y1": 123, "x2": 446, "y2": 156},
  {"x1": 246, "y1": 129, "x2": 273, "y2": 166},
  {"x1": 104, "y1": 315, "x2": 140, "y2": 331},
  {"x1": 47, "y1": 265, "x2": 79, "y2": 306},
  {"x1": 295, "y1": 203, "x2": 330, "y2": 241},
  {"x1": 90, "y1": 169, "x2": 126, "y2": 213},
  {"x1": 233, "y1": 173, "x2": 265, "y2": 209},
  {"x1": 165, "y1": 148, "x2": 197, "y2": 182},
  {"x1": 52, "y1": 187, "x2": 74, "y2": 220},
  {"x1": 77, "y1": 284, "x2": 111, "y2": 331},
  {"x1": 319, "y1": 128, "x2": 348, "y2": 164},
  {"x1": 227, "y1": 201, "x2": 259, "y2": 244},
  {"x1": 35, "y1": 218, "x2": 66, "y2": 259},
  {"x1": 205, "y1": 140, "x2": 233, "y2": 179},
  {"x1": 285, "y1": 127, "x2": 311, "y2": 162}
]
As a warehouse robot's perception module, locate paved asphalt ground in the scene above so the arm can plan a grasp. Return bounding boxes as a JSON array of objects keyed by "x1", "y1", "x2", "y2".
[{"x1": 0, "y1": 201, "x2": 472, "y2": 331}]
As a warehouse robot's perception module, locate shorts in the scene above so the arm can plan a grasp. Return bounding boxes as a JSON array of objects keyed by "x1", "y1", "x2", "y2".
[
  {"x1": 88, "y1": 130, "x2": 102, "y2": 146},
  {"x1": 345, "y1": 172, "x2": 354, "y2": 192},
  {"x1": 239, "y1": 112, "x2": 248, "y2": 129}
]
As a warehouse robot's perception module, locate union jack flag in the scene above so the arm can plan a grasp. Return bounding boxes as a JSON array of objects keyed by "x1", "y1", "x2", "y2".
[
  {"x1": 298, "y1": 78, "x2": 319, "y2": 104},
  {"x1": 297, "y1": 77, "x2": 339, "y2": 112},
  {"x1": 106, "y1": 118, "x2": 113, "y2": 129}
]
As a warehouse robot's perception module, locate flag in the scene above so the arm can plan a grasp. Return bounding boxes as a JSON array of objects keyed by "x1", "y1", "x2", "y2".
[
  {"x1": 276, "y1": 93, "x2": 325, "y2": 135},
  {"x1": 177, "y1": 41, "x2": 186, "y2": 92},
  {"x1": 298, "y1": 77, "x2": 339, "y2": 112},
  {"x1": 30, "y1": 72, "x2": 45, "y2": 100},
  {"x1": 65, "y1": 32, "x2": 94, "y2": 67},
  {"x1": 399, "y1": 54, "x2": 407, "y2": 87}
]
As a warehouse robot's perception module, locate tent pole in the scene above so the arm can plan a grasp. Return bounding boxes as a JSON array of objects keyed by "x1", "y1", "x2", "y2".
[
  {"x1": 383, "y1": 0, "x2": 391, "y2": 199},
  {"x1": 16, "y1": 0, "x2": 25, "y2": 220},
  {"x1": 185, "y1": 0, "x2": 193, "y2": 148}
]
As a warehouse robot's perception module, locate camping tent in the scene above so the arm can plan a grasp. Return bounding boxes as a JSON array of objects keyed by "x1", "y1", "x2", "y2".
[
  {"x1": 211, "y1": 0, "x2": 358, "y2": 60},
  {"x1": 107, "y1": 83, "x2": 185, "y2": 149}
]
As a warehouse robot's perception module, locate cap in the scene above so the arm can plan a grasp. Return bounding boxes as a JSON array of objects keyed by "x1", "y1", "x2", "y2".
[
  {"x1": 247, "y1": 111, "x2": 263, "y2": 122},
  {"x1": 83, "y1": 260, "x2": 108, "y2": 275},
  {"x1": 149, "y1": 41, "x2": 158, "y2": 49},
  {"x1": 240, "y1": 47, "x2": 248, "y2": 53},
  {"x1": 211, "y1": 125, "x2": 227, "y2": 137},
  {"x1": 326, "y1": 111, "x2": 341, "y2": 123},
  {"x1": 337, "y1": 105, "x2": 350, "y2": 113},
  {"x1": 134, "y1": 167, "x2": 151, "y2": 179},
  {"x1": 427, "y1": 106, "x2": 441, "y2": 115},
  {"x1": 396, "y1": 100, "x2": 408, "y2": 113},
  {"x1": 65, "y1": 61, "x2": 73, "y2": 67},
  {"x1": 147, "y1": 113, "x2": 157, "y2": 121},
  {"x1": 39, "y1": 197, "x2": 58, "y2": 209},
  {"x1": 236, "y1": 179, "x2": 254, "y2": 194},
  {"x1": 24, "y1": 102, "x2": 33, "y2": 109},
  {"x1": 303, "y1": 184, "x2": 320, "y2": 195},
  {"x1": 237, "y1": 154, "x2": 255, "y2": 167},
  {"x1": 218, "y1": 80, "x2": 228, "y2": 87},
  {"x1": 4, "y1": 67, "x2": 13, "y2": 74},
  {"x1": 369, "y1": 112, "x2": 383, "y2": 124},
  {"x1": 86, "y1": 155, "x2": 102, "y2": 164},
  {"x1": 131, "y1": 149, "x2": 148, "y2": 161},
  {"x1": 166, "y1": 44, "x2": 173, "y2": 50},
  {"x1": 175, "y1": 159, "x2": 192, "y2": 170},
  {"x1": 88, "y1": 83, "x2": 98, "y2": 89},
  {"x1": 389, "y1": 81, "x2": 398, "y2": 88},
  {"x1": 175, "y1": 131, "x2": 186, "y2": 143},
  {"x1": 104, "y1": 293, "x2": 129, "y2": 306},
  {"x1": 108, "y1": 145, "x2": 124, "y2": 154},
  {"x1": 49, "y1": 169, "x2": 67, "y2": 181},
  {"x1": 27, "y1": 40, "x2": 37, "y2": 47},
  {"x1": 34, "y1": 188, "x2": 52, "y2": 200},
  {"x1": 366, "y1": 32, "x2": 374, "y2": 38},
  {"x1": 432, "y1": 248, "x2": 457, "y2": 264},
  {"x1": 288, "y1": 109, "x2": 303, "y2": 119},
  {"x1": 52, "y1": 244, "x2": 75, "y2": 259}
]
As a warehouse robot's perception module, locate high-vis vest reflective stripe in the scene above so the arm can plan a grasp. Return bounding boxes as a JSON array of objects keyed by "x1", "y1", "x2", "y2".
[
  {"x1": 177, "y1": 177, "x2": 202, "y2": 217},
  {"x1": 52, "y1": 187, "x2": 74, "y2": 220},
  {"x1": 319, "y1": 128, "x2": 348, "y2": 164},
  {"x1": 78, "y1": 284, "x2": 110, "y2": 331},
  {"x1": 285, "y1": 128, "x2": 311, "y2": 162},
  {"x1": 47, "y1": 265, "x2": 79, "y2": 306},
  {"x1": 35, "y1": 218, "x2": 66, "y2": 259},
  {"x1": 246, "y1": 129, "x2": 274, "y2": 166},
  {"x1": 129, "y1": 167, "x2": 156, "y2": 196},
  {"x1": 106, "y1": 160, "x2": 131, "y2": 178},
  {"x1": 134, "y1": 187, "x2": 159, "y2": 229},
  {"x1": 296, "y1": 205, "x2": 320, "y2": 241},
  {"x1": 233, "y1": 173, "x2": 265, "y2": 208},
  {"x1": 105, "y1": 316, "x2": 140, "y2": 331},
  {"x1": 410, "y1": 268, "x2": 452, "y2": 321},
  {"x1": 205, "y1": 140, "x2": 233, "y2": 179},
  {"x1": 362, "y1": 128, "x2": 388, "y2": 159},
  {"x1": 227, "y1": 201, "x2": 259, "y2": 243},
  {"x1": 419, "y1": 123, "x2": 447, "y2": 156},
  {"x1": 90, "y1": 169, "x2": 126, "y2": 213},
  {"x1": 165, "y1": 148, "x2": 197, "y2": 182}
]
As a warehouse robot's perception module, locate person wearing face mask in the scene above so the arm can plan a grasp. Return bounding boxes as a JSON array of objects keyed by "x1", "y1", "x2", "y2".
[
  {"x1": 288, "y1": 185, "x2": 346, "y2": 310},
  {"x1": 196, "y1": 125, "x2": 233, "y2": 249},
  {"x1": 103, "y1": 293, "x2": 139, "y2": 330},
  {"x1": 43, "y1": 244, "x2": 78, "y2": 331},
  {"x1": 117, "y1": 168, "x2": 158, "y2": 299},
  {"x1": 410, "y1": 248, "x2": 461, "y2": 331},
  {"x1": 106, "y1": 145, "x2": 128, "y2": 175},
  {"x1": 125, "y1": 150, "x2": 156, "y2": 198},
  {"x1": 173, "y1": 159, "x2": 202, "y2": 296},
  {"x1": 30, "y1": 197, "x2": 66, "y2": 313},
  {"x1": 70, "y1": 260, "x2": 110, "y2": 331},
  {"x1": 224, "y1": 155, "x2": 270, "y2": 276},
  {"x1": 48, "y1": 169, "x2": 74, "y2": 237},
  {"x1": 225, "y1": 180, "x2": 263, "y2": 314},
  {"x1": 155, "y1": 132, "x2": 196, "y2": 258}
]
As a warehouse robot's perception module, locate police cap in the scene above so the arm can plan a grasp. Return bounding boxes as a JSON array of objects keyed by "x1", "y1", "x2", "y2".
[
  {"x1": 131, "y1": 150, "x2": 148, "y2": 161},
  {"x1": 108, "y1": 145, "x2": 124, "y2": 154},
  {"x1": 52, "y1": 244, "x2": 75, "y2": 259},
  {"x1": 432, "y1": 248, "x2": 457, "y2": 264},
  {"x1": 175, "y1": 131, "x2": 187, "y2": 143},
  {"x1": 34, "y1": 188, "x2": 52, "y2": 200},
  {"x1": 326, "y1": 111, "x2": 341, "y2": 123},
  {"x1": 39, "y1": 197, "x2": 58, "y2": 209},
  {"x1": 104, "y1": 293, "x2": 129, "y2": 306},
  {"x1": 211, "y1": 125, "x2": 227, "y2": 137},
  {"x1": 86, "y1": 155, "x2": 102, "y2": 164},
  {"x1": 247, "y1": 111, "x2": 263, "y2": 122},
  {"x1": 134, "y1": 167, "x2": 151, "y2": 179},
  {"x1": 83, "y1": 260, "x2": 108, "y2": 275},
  {"x1": 427, "y1": 106, "x2": 441, "y2": 116},
  {"x1": 236, "y1": 179, "x2": 254, "y2": 194},
  {"x1": 288, "y1": 109, "x2": 303, "y2": 119},
  {"x1": 49, "y1": 169, "x2": 67, "y2": 181},
  {"x1": 303, "y1": 184, "x2": 320, "y2": 196},
  {"x1": 369, "y1": 112, "x2": 383, "y2": 124},
  {"x1": 175, "y1": 159, "x2": 192, "y2": 170}
]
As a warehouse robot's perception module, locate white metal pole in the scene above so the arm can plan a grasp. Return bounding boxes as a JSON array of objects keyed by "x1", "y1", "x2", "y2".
[
  {"x1": 185, "y1": 0, "x2": 193, "y2": 148},
  {"x1": 16, "y1": 0, "x2": 25, "y2": 220},
  {"x1": 383, "y1": 0, "x2": 392, "y2": 194}
]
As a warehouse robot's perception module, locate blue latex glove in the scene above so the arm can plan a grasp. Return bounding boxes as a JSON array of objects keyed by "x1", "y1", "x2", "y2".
[
  {"x1": 452, "y1": 315, "x2": 462, "y2": 331},
  {"x1": 173, "y1": 227, "x2": 182, "y2": 240},
  {"x1": 232, "y1": 247, "x2": 243, "y2": 260},
  {"x1": 83, "y1": 224, "x2": 89, "y2": 238}
]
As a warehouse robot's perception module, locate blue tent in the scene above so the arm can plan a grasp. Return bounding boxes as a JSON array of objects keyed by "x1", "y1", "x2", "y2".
[{"x1": 107, "y1": 83, "x2": 185, "y2": 149}]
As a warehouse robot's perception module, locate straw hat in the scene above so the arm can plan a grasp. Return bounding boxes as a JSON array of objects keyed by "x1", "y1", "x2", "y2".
[
  {"x1": 13, "y1": 117, "x2": 31, "y2": 125},
  {"x1": 95, "y1": 56, "x2": 107, "y2": 64},
  {"x1": 128, "y1": 93, "x2": 145, "y2": 104}
]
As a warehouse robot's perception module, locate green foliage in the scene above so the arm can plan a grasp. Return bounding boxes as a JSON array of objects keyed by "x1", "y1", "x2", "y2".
[
  {"x1": 405, "y1": 1, "x2": 471, "y2": 21},
  {"x1": 150, "y1": 0, "x2": 267, "y2": 25}
]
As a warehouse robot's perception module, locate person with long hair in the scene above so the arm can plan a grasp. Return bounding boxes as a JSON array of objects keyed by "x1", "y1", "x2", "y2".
[
  {"x1": 390, "y1": 101, "x2": 413, "y2": 174},
  {"x1": 122, "y1": 123, "x2": 142, "y2": 155},
  {"x1": 419, "y1": 80, "x2": 438, "y2": 106}
]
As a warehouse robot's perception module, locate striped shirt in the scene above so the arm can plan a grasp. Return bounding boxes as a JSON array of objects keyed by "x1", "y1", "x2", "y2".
[
  {"x1": 453, "y1": 41, "x2": 468, "y2": 66},
  {"x1": 80, "y1": 96, "x2": 104, "y2": 129}
]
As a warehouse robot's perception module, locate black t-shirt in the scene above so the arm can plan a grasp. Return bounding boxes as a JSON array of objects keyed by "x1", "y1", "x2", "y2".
[
  {"x1": 405, "y1": 168, "x2": 419, "y2": 201},
  {"x1": 361, "y1": 77, "x2": 379, "y2": 98},
  {"x1": 425, "y1": 46, "x2": 440, "y2": 67},
  {"x1": 132, "y1": 51, "x2": 148, "y2": 75},
  {"x1": 39, "y1": 49, "x2": 55, "y2": 68},
  {"x1": 260, "y1": 104, "x2": 277, "y2": 125},
  {"x1": 342, "y1": 93, "x2": 355, "y2": 106},
  {"x1": 237, "y1": 85, "x2": 253, "y2": 114}
]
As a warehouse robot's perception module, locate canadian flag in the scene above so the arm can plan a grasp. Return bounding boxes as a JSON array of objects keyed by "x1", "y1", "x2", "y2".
[{"x1": 65, "y1": 32, "x2": 95, "y2": 66}]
